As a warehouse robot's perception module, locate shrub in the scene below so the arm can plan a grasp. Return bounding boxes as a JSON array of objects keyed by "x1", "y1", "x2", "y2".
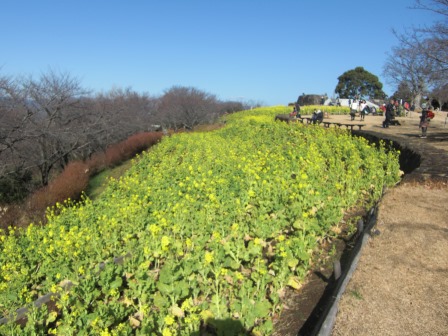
[
  {"x1": 3, "y1": 131, "x2": 163, "y2": 225},
  {"x1": 27, "y1": 161, "x2": 90, "y2": 214},
  {"x1": 87, "y1": 131, "x2": 163, "y2": 171}
]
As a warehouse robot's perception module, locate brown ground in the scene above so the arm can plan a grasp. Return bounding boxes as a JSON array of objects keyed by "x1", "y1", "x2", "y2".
[
  {"x1": 274, "y1": 110, "x2": 448, "y2": 335},
  {"x1": 332, "y1": 185, "x2": 448, "y2": 336},
  {"x1": 331, "y1": 111, "x2": 448, "y2": 336}
]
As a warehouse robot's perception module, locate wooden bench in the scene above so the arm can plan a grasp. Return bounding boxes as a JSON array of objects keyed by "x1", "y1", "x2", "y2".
[
  {"x1": 292, "y1": 117, "x2": 304, "y2": 123},
  {"x1": 295, "y1": 117, "x2": 312, "y2": 124},
  {"x1": 303, "y1": 117, "x2": 325, "y2": 124},
  {"x1": 339, "y1": 123, "x2": 366, "y2": 130},
  {"x1": 322, "y1": 121, "x2": 341, "y2": 128}
]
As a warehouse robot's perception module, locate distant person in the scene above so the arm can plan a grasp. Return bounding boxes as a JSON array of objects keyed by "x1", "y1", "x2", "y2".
[
  {"x1": 382, "y1": 98, "x2": 395, "y2": 128},
  {"x1": 349, "y1": 100, "x2": 357, "y2": 121},
  {"x1": 395, "y1": 101, "x2": 404, "y2": 116},
  {"x1": 315, "y1": 109, "x2": 323, "y2": 123},
  {"x1": 419, "y1": 103, "x2": 431, "y2": 138},
  {"x1": 290, "y1": 107, "x2": 297, "y2": 117},
  {"x1": 311, "y1": 109, "x2": 323, "y2": 124},
  {"x1": 359, "y1": 100, "x2": 367, "y2": 121},
  {"x1": 403, "y1": 101, "x2": 410, "y2": 116},
  {"x1": 311, "y1": 109, "x2": 318, "y2": 123}
]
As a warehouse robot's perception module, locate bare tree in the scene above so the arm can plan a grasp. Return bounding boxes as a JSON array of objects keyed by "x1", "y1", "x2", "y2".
[
  {"x1": 155, "y1": 86, "x2": 220, "y2": 130},
  {"x1": 431, "y1": 82, "x2": 448, "y2": 108},
  {"x1": 0, "y1": 74, "x2": 32, "y2": 174},
  {"x1": 385, "y1": 0, "x2": 447, "y2": 106},
  {"x1": 410, "y1": 1, "x2": 448, "y2": 72},
  {"x1": 14, "y1": 69, "x2": 92, "y2": 185},
  {"x1": 383, "y1": 43, "x2": 433, "y2": 106},
  {"x1": 85, "y1": 87, "x2": 157, "y2": 155}
]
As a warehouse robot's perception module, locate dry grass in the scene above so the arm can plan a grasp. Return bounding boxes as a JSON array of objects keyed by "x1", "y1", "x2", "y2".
[{"x1": 332, "y1": 184, "x2": 448, "y2": 335}]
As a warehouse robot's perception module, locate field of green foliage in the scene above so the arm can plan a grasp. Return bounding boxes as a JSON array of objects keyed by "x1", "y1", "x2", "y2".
[{"x1": 0, "y1": 106, "x2": 400, "y2": 335}]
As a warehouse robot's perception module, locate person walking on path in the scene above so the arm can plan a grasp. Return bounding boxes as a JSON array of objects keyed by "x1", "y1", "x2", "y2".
[
  {"x1": 419, "y1": 103, "x2": 430, "y2": 138},
  {"x1": 382, "y1": 98, "x2": 395, "y2": 128},
  {"x1": 360, "y1": 100, "x2": 367, "y2": 121},
  {"x1": 349, "y1": 100, "x2": 357, "y2": 121}
]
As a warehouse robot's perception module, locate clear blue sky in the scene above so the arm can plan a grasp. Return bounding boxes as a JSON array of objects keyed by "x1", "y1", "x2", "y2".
[{"x1": 0, "y1": 0, "x2": 438, "y2": 106}]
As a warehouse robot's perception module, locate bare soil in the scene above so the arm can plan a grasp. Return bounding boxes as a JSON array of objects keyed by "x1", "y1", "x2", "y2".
[
  {"x1": 332, "y1": 184, "x2": 448, "y2": 336},
  {"x1": 274, "y1": 111, "x2": 448, "y2": 335}
]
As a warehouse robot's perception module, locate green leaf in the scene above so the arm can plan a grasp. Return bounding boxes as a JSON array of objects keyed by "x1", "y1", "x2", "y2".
[
  {"x1": 156, "y1": 282, "x2": 173, "y2": 295},
  {"x1": 153, "y1": 291, "x2": 169, "y2": 309},
  {"x1": 45, "y1": 311, "x2": 58, "y2": 325},
  {"x1": 110, "y1": 277, "x2": 123, "y2": 289},
  {"x1": 173, "y1": 280, "x2": 189, "y2": 299},
  {"x1": 253, "y1": 299, "x2": 272, "y2": 319}
]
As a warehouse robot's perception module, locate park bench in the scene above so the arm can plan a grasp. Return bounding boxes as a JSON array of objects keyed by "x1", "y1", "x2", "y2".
[
  {"x1": 339, "y1": 123, "x2": 366, "y2": 130},
  {"x1": 300, "y1": 117, "x2": 312, "y2": 124},
  {"x1": 292, "y1": 117, "x2": 304, "y2": 123},
  {"x1": 322, "y1": 121, "x2": 341, "y2": 128},
  {"x1": 302, "y1": 117, "x2": 324, "y2": 124}
]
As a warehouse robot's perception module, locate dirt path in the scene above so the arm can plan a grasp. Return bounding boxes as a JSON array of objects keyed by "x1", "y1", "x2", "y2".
[
  {"x1": 332, "y1": 185, "x2": 448, "y2": 335},
  {"x1": 324, "y1": 111, "x2": 448, "y2": 335}
]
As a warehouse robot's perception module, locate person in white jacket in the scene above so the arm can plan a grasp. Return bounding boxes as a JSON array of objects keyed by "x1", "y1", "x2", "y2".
[
  {"x1": 359, "y1": 100, "x2": 367, "y2": 121},
  {"x1": 349, "y1": 100, "x2": 357, "y2": 120}
]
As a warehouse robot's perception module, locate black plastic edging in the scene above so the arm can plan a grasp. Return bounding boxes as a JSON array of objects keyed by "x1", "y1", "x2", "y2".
[
  {"x1": 315, "y1": 207, "x2": 377, "y2": 336},
  {"x1": 301, "y1": 199, "x2": 381, "y2": 336}
]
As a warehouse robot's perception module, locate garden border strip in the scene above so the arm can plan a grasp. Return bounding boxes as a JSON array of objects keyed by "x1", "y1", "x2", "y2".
[{"x1": 312, "y1": 205, "x2": 379, "y2": 336}]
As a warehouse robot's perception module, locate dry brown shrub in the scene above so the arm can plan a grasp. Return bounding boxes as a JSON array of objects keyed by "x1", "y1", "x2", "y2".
[
  {"x1": 84, "y1": 132, "x2": 162, "y2": 172},
  {"x1": 27, "y1": 161, "x2": 90, "y2": 215},
  {"x1": 86, "y1": 152, "x2": 108, "y2": 175},
  {"x1": 103, "y1": 132, "x2": 163, "y2": 167},
  {"x1": 1, "y1": 131, "x2": 163, "y2": 228}
]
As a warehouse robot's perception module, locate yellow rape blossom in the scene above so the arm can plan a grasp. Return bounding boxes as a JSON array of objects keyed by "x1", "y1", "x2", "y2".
[
  {"x1": 204, "y1": 251, "x2": 214, "y2": 264},
  {"x1": 149, "y1": 224, "x2": 161, "y2": 236},
  {"x1": 162, "y1": 328, "x2": 173, "y2": 336},
  {"x1": 212, "y1": 231, "x2": 221, "y2": 241},
  {"x1": 181, "y1": 298, "x2": 192, "y2": 311},
  {"x1": 161, "y1": 236, "x2": 170, "y2": 251},
  {"x1": 164, "y1": 315, "x2": 175, "y2": 326},
  {"x1": 234, "y1": 271, "x2": 244, "y2": 281}
]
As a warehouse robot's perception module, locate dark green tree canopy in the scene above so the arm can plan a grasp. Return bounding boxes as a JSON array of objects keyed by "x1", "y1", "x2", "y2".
[
  {"x1": 335, "y1": 67, "x2": 386, "y2": 99},
  {"x1": 393, "y1": 81, "x2": 414, "y2": 103}
]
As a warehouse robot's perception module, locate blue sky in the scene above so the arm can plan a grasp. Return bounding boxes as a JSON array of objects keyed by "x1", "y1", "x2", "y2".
[{"x1": 0, "y1": 0, "x2": 438, "y2": 106}]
